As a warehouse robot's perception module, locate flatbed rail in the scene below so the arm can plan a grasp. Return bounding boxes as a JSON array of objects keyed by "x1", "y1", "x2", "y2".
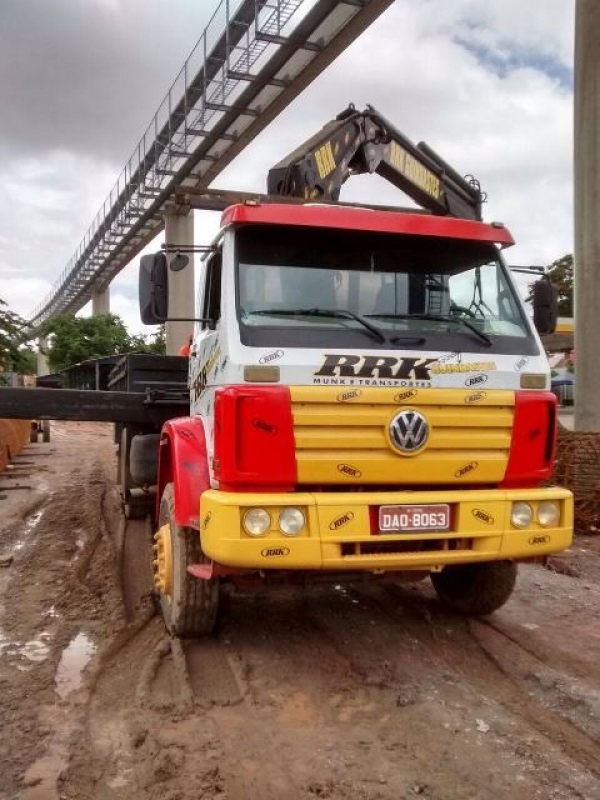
[{"x1": 0, "y1": 387, "x2": 189, "y2": 425}]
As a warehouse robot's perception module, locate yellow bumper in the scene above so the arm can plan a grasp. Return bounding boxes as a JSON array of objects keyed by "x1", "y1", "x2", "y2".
[{"x1": 199, "y1": 487, "x2": 573, "y2": 572}]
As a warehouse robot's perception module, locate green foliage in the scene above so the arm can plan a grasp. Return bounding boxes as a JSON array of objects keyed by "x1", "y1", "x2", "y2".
[
  {"x1": 127, "y1": 325, "x2": 166, "y2": 355},
  {"x1": 43, "y1": 314, "x2": 166, "y2": 373},
  {"x1": 546, "y1": 254, "x2": 573, "y2": 317},
  {"x1": 0, "y1": 298, "x2": 36, "y2": 373}
]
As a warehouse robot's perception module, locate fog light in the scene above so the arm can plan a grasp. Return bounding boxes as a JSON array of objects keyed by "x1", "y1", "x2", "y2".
[
  {"x1": 537, "y1": 501, "x2": 560, "y2": 527},
  {"x1": 511, "y1": 502, "x2": 533, "y2": 528},
  {"x1": 243, "y1": 508, "x2": 271, "y2": 536},
  {"x1": 279, "y1": 507, "x2": 305, "y2": 536}
]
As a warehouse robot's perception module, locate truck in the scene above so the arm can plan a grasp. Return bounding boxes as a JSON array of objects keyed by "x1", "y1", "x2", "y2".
[{"x1": 0, "y1": 104, "x2": 573, "y2": 637}]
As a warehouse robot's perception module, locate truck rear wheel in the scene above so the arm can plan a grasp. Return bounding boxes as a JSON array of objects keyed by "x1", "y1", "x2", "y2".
[
  {"x1": 154, "y1": 483, "x2": 219, "y2": 637},
  {"x1": 430, "y1": 561, "x2": 517, "y2": 616}
]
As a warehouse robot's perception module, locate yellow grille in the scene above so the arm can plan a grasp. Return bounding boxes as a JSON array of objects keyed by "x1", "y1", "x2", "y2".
[{"x1": 290, "y1": 386, "x2": 515, "y2": 485}]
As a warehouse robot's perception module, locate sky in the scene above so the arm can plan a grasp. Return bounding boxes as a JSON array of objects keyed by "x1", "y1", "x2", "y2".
[{"x1": 0, "y1": 0, "x2": 575, "y2": 337}]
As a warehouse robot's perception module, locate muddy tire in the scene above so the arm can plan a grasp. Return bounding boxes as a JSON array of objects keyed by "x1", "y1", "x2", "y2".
[
  {"x1": 157, "y1": 483, "x2": 219, "y2": 637},
  {"x1": 42, "y1": 420, "x2": 50, "y2": 443},
  {"x1": 130, "y1": 433, "x2": 160, "y2": 487},
  {"x1": 431, "y1": 561, "x2": 517, "y2": 616},
  {"x1": 29, "y1": 425, "x2": 38, "y2": 444},
  {"x1": 119, "y1": 427, "x2": 145, "y2": 519}
]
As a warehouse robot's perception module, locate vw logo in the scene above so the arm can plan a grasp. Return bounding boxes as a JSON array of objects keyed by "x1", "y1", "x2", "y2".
[{"x1": 389, "y1": 409, "x2": 429, "y2": 453}]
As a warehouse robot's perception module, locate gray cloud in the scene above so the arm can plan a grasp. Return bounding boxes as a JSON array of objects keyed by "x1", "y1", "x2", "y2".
[{"x1": 0, "y1": 0, "x2": 211, "y2": 164}]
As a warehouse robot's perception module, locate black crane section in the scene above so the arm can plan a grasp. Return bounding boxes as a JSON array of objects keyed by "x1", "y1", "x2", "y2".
[{"x1": 267, "y1": 104, "x2": 484, "y2": 220}]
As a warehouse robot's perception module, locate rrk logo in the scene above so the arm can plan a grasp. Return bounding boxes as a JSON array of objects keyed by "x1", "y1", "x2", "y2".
[
  {"x1": 472, "y1": 508, "x2": 494, "y2": 525},
  {"x1": 261, "y1": 547, "x2": 290, "y2": 557},
  {"x1": 337, "y1": 464, "x2": 362, "y2": 478},
  {"x1": 455, "y1": 461, "x2": 479, "y2": 478},
  {"x1": 465, "y1": 374, "x2": 488, "y2": 387}
]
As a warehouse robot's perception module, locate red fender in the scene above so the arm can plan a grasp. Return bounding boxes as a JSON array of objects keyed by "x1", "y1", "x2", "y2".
[{"x1": 156, "y1": 417, "x2": 211, "y2": 529}]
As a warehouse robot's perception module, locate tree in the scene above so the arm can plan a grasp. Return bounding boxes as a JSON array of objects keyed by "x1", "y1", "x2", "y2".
[
  {"x1": 545, "y1": 254, "x2": 573, "y2": 317},
  {"x1": 43, "y1": 313, "x2": 166, "y2": 373},
  {"x1": 43, "y1": 313, "x2": 130, "y2": 372},
  {"x1": 0, "y1": 297, "x2": 36, "y2": 374},
  {"x1": 127, "y1": 325, "x2": 166, "y2": 355}
]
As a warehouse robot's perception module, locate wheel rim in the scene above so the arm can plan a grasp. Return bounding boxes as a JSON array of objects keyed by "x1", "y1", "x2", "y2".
[{"x1": 153, "y1": 523, "x2": 173, "y2": 598}]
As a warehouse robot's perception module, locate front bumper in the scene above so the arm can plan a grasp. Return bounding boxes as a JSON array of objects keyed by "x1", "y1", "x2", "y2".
[{"x1": 199, "y1": 487, "x2": 573, "y2": 572}]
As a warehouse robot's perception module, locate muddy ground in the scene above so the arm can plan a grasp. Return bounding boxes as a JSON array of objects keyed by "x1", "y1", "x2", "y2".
[{"x1": 0, "y1": 420, "x2": 599, "y2": 800}]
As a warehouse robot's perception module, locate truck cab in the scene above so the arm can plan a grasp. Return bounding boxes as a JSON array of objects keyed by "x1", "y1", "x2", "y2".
[{"x1": 142, "y1": 199, "x2": 572, "y2": 637}]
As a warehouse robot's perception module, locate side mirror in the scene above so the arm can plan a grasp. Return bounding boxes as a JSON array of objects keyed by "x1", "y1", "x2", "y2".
[
  {"x1": 139, "y1": 252, "x2": 168, "y2": 324},
  {"x1": 532, "y1": 277, "x2": 558, "y2": 335}
]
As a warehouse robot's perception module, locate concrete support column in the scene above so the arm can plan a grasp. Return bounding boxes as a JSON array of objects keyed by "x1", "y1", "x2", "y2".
[
  {"x1": 92, "y1": 287, "x2": 110, "y2": 316},
  {"x1": 574, "y1": 0, "x2": 600, "y2": 430},
  {"x1": 37, "y1": 337, "x2": 49, "y2": 377},
  {"x1": 164, "y1": 208, "x2": 195, "y2": 356}
]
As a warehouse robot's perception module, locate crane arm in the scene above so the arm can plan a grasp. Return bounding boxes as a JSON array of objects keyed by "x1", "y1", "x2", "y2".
[{"x1": 267, "y1": 104, "x2": 484, "y2": 221}]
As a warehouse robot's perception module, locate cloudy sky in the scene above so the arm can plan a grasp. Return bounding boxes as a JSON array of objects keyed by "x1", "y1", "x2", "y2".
[{"x1": 0, "y1": 0, "x2": 575, "y2": 336}]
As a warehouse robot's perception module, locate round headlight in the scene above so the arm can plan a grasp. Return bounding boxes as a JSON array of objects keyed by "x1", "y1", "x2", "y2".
[
  {"x1": 537, "y1": 501, "x2": 560, "y2": 527},
  {"x1": 279, "y1": 507, "x2": 305, "y2": 536},
  {"x1": 243, "y1": 508, "x2": 271, "y2": 536},
  {"x1": 511, "y1": 502, "x2": 533, "y2": 528}
]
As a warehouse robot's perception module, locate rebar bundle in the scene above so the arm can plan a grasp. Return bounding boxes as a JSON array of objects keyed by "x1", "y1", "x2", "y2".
[{"x1": 553, "y1": 425, "x2": 600, "y2": 534}]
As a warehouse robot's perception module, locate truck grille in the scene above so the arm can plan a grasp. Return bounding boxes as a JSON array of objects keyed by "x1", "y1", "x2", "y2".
[{"x1": 290, "y1": 386, "x2": 514, "y2": 486}]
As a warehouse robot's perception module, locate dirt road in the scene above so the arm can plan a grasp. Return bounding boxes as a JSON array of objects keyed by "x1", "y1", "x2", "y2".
[{"x1": 0, "y1": 421, "x2": 599, "y2": 800}]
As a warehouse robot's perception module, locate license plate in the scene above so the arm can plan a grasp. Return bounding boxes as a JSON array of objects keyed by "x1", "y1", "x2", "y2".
[{"x1": 378, "y1": 504, "x2": 450, "y2": 533}]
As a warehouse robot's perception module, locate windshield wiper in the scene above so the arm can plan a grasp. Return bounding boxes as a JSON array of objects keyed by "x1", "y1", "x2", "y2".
[
  {"x1": 367, "y1": 312, "x2": 492, "y2": 347},
  {"x1": 250, "y1": 308, "x2": 386, "y2": 343}
]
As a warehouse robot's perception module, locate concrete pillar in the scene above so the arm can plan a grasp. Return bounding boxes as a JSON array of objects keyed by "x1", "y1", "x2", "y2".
[
  {"x1": 574, "y1": 0, "x2": 600, "y2": 430},
  {"x1": 92, "y1": 287, "x2": 110, "y2": 316},
  {"x1": 164, "y1": 208, "x2": 195, "y2": 356},
  {"x1": 37, "y1": 337, "x2": 49, "y2": 376}
]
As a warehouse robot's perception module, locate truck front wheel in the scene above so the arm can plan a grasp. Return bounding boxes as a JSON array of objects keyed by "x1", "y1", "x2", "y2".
[
  {"x1": 154, "y1": 483, "x2": 219, "y2": 637},
  {"x1": 430, "y1": 561, "x2": 517, "y2": 616}
]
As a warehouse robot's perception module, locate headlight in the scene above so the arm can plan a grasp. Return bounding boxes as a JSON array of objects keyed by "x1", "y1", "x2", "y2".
[
  {"x1": 537, "y1": 501, "x2": 560, "y2": 527},
  {"x1": 511, "y1": 502, "x2": 533, "y2": 528},
  {"x1": 279, "y1": 507, "x2": 305, "y2": 536},
  {"x1": 243, "y1": 508, "x2": 271, "y2": 536}
]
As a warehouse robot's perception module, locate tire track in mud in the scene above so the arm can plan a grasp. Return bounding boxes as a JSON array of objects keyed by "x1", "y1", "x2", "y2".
[
  {"x1": 0, "y1": 428, "x2": 126, "y2": 800},
  {"x1": 68, "y1": 574, "x2": 600, "y2": 800},
  {"x1": 342, "y1": 579, "x2": 600, "y2": 798}
]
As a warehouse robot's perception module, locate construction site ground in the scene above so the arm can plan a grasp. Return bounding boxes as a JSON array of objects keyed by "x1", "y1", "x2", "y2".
[{"x1": 0, "y1": 420, "x2": 598, "y2": 800}]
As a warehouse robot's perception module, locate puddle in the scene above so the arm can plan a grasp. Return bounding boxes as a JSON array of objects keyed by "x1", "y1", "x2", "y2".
[
  {"x1": 25, "y1": 510, "x2": 44, "y2": 532},
  {"x1": 0, "y1": 626, "x2": 52, "y2": 662},
  {"x1": 20, "y1": 637, "x2": 52, "y2": 662},
  {"x1": 13, "y1": 510, "x2": 45, "y2": 553},
  {"x1": 55, "y1": 632, "x2": 97, "y2": 699},
  {"x1": 70, "y1": 530, "x2": 86, "y2": 562}
]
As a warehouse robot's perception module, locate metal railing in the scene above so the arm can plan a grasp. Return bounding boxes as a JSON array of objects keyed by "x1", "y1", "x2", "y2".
[{"x1": 24, "y1": 0, "x2": 393, "y2": 338}]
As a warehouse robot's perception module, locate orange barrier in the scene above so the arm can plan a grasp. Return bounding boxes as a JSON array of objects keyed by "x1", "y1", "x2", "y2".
[{"x1": 0, "y1": 419, "x2": 32, "y2": 472}]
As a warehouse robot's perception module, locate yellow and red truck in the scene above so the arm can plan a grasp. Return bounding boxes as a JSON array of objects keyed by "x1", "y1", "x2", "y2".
[
  {"x1": 140, "y1": 105, "x2": 572, "y2": 635},
  {"x1": 0, "y1": 105, "x2": 573, "y2": 636}
]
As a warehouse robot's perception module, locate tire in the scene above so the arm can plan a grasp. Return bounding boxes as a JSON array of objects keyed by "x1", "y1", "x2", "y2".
[
  {"x1": 430, "y1": 561, "x2": 517, "y2": 616},
  {"x1": 29, "y1": 424, "x2": 38, "y2": 444},
  {"x1": 42, "y1": 420, "x2": 50, "y2": 443},
  {"x1": 130, "y1": 433, "x2": 160, "y2": 487},
  {"x1": 156, "y1": 483, "x2": 219, "y2": 637},
  {"x1": 119, "y1": 427, "x2": 142, "y2": 520}
]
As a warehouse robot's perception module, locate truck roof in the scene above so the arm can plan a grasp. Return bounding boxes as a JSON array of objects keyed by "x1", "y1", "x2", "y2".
[{"x1": 220, "y1": 203, "x2": 514, "y2": 248}]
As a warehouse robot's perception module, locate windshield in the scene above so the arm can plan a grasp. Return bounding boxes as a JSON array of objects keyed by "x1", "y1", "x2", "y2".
[{"x1": 236, "y1": 224, "x2": 536, "y2": 355}]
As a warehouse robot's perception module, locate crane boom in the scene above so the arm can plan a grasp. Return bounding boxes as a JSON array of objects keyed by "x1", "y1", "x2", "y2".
[{"x1": 267, "y1": 104, "x2": 484, "y2": 220}]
